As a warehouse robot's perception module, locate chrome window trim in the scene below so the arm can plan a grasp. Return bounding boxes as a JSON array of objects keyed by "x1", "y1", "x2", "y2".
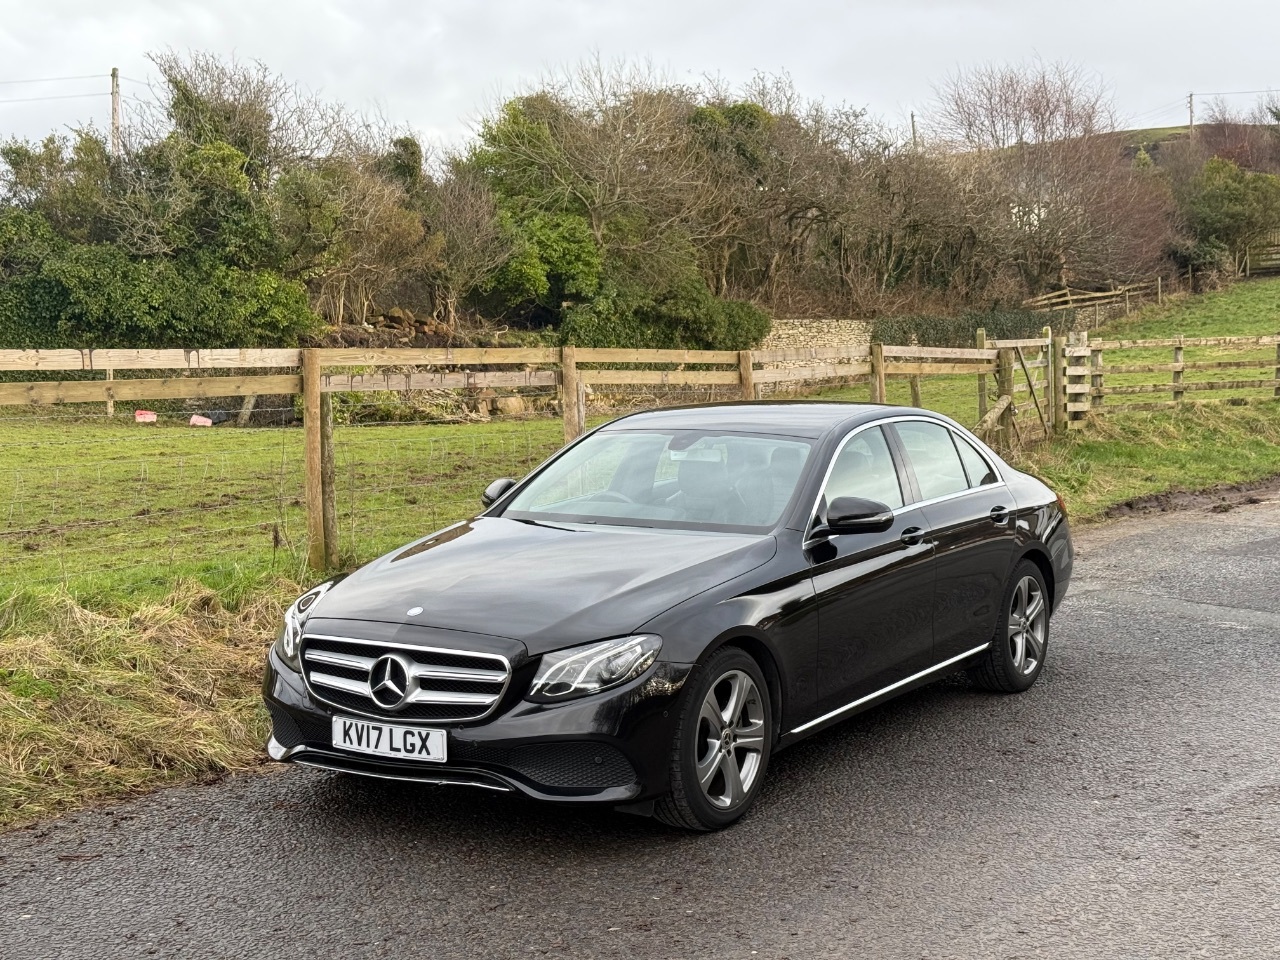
[
  {"x1": 946, "y1": 427, "x2": 1001, "y2": 490},
  {"x1": 807, "y1": 415, "x2": 1007, "y2": 529},
  {"x1": 299, "y1": 633, "x2": 513, "y2": 724},
  {"x1": 789, "y1": 642, "x2": 992, "y2": 735}
]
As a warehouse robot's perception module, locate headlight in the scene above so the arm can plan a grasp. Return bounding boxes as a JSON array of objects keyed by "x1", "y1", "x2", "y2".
[
  {"x1": 271, "y1": 581, "x2": 336, "y2": 671},
  {"x1": 527, "y1": 635, "x2": 662, "y2": 702}
]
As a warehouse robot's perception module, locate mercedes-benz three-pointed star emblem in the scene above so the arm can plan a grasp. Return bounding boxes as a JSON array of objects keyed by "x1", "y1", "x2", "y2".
[{"x1": 368, "y1": 653, "x2": 412, "y2": 709}]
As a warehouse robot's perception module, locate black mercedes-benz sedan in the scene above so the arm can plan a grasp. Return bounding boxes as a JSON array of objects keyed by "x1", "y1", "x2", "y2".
[{"x1": 264, "y1": 403, "x2": 1073, "y2": 830}]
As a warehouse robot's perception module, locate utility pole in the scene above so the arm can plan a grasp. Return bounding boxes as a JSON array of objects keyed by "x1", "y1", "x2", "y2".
[
  {"x1": 1188, "y1": 91, "x2": 1195, "y2": 144},
  {"x1": 110, "y1": 67, "x2": 120, "y2": 156},
  {"x1": 911, "y1": 111, "x2": 918, "y2": 150}
]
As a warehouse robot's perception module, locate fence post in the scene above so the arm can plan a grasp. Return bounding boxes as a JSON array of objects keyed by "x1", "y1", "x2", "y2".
[
  {"x1": 975, "y1": 328, "x2": 988, "y2": 421},
  {"x1": 1040, "y1": 325, "x2": 1054, "y2": 437},
  {"x1": 1157, "y1": 276, "x2": 1163, "y2": 305},
  {"x1": 1089, "y1": 337, "x2": 1105, "y2": 417},
  {"x1": 738, "y1": 350, "x2": 756, "y2": 401},
  {"x1": 302, "y1": 348, "x2": 327, "y2": 572},
  {"x1": 1173, "y1": 337, "x2": 1184, "y2": 404},
  {"x1": 105, "y1": 368, "x2": 114, "y2": 418},
  {"x1": 1274, "y1": 341, "x2": 1279, "y2": 399},
  {"x1": 870, "y1": 343, "x2": 886, "y2": 404},
  {"x1": 996, "y1": 348, "x2": 1016, "y2": 447},
  {"x1": 909, "y1": 375, "x2": 922, "y2": 408},
  {"x1": 1052, "y1": 335, "x2": 1068, "y2": 434},
  {"x1": 319, "y1": 392, "x2": 338, "y2": 569},
  {"x1": 560, "y1": 345, "x2": 582, "y2": 444}
]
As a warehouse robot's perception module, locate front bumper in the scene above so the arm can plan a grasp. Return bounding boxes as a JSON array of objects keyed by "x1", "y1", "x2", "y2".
[{"x1": 262, "y1": 647, "x2": 692, "y2": 805}]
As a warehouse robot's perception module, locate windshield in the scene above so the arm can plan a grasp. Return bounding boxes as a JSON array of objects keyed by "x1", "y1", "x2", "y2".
[{"x1": 501, "y1": 429, "x2": 813, "y2": 532}]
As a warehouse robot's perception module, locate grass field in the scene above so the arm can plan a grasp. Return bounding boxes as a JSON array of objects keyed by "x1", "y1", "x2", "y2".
[
  {"x1": 0, "y1": 415, "x2": 564, "y2": 604},
  {"x1": 5, "y1": 277, "x2": 1280, "y2": 831}
]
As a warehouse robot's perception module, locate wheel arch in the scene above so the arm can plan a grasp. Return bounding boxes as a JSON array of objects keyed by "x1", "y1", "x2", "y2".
[
  {"x1": 1018, "y1": 545, "x2": 1056, "y2": 610},
  {"x1": 701, "y1": 631, "x2": 785, "y2": 748}
]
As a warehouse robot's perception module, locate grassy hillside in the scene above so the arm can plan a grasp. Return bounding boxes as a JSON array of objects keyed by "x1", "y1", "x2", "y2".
[
  {"x1": 1095, "y1": 276, "x2": 1280, "y2": 339},
  {"x1": 1121, "y1": 124, "x2": 1189, "y2": 149}
]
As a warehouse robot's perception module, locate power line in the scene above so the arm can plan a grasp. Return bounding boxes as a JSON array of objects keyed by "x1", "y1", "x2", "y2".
[
  {"x1": 0, "y1": 73, "x2": 105, "y2": 86},
  {"x1": 0, "y1": 91, "x2": 106, "y2": 105},
  {"x1": 1128, "y1": 98, "x2": 1188, "y2": 123},
  {"x1": 1197, "y1": 88, "x2": 1277, "y2": 98}
]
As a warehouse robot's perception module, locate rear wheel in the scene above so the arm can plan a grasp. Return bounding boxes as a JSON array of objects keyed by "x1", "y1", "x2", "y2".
[
  {"x1": 655, "y1": 647, "x2": 772, "y2": 831},
  {"x1": 968, "y1": 559, "x2": 1050, "y2": 693}
]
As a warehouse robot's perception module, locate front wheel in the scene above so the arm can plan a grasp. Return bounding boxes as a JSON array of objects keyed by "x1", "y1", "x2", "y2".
[
  {"x1": 968, "y1": 559, "x2": 1050, "y2": 693},
  {"x1": 654, "y1": 647, "x2": 772, "y2": 831}
]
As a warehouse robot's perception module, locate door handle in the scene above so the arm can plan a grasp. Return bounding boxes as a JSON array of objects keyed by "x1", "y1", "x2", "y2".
[
  {"x1": 990, "y1": 506, "x2": 1011, "y2": 525},
  {"x1": 900, "y1": 526, "x2": 925, "y2": 546}
]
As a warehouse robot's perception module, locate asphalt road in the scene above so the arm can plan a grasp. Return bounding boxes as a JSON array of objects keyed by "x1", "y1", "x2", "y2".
[{"x1": 4, "y1": 500, "x2": 1280, "y2": 959}]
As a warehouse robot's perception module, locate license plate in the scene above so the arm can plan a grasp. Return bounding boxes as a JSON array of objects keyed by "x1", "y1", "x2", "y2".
[{"x1": 331, "y1": 715, "x2": 447, "y2": 763}]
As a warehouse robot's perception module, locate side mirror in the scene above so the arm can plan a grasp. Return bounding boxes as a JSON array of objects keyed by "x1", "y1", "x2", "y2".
[
  {"x1": 826, "y1": 496, "x2": 894, "y2": 533},
  {"x1": 481, "y1": 477, "x2": 517, "y2": 508}
]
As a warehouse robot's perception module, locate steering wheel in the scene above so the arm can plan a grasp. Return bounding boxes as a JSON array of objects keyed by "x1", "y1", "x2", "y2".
[{"x1": 589, "y1": 491, "x2": 636, "y2": 504}]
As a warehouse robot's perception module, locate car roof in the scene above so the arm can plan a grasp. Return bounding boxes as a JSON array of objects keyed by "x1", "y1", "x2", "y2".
[{"x1": 597, "y1": 401, "x2": 912, "y2": 439}]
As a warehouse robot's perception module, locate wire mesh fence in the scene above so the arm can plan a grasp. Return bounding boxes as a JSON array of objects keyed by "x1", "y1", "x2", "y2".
[{"x1": 0, "y1": 402, "x2": 307, "y2": 596}]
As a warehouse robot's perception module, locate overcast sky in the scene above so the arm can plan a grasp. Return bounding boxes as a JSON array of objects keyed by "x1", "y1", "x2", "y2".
[{"x1": 1, "y1": 0, "x2": 1276, "y2": 149}]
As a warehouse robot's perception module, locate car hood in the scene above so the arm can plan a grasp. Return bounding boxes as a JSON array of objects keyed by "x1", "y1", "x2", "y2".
[{"x1": 310, "y1": 517, "x2": 777, "y2": 654}]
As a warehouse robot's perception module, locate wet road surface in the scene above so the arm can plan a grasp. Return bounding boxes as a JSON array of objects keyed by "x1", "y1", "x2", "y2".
[{"x1": 3, "y1": 501, "x2": 1279, "y2": 959}]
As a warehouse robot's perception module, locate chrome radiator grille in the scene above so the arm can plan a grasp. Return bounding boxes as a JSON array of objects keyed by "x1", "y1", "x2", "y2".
[{"x1": 300, "y1": 634, "x2": 511, "y2": 723}]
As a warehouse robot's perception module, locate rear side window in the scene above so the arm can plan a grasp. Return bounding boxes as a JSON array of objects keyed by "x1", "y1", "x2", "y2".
[
  {"x1": 954, "y1": 433, "x2": 998, "y2": 487},
  {"x1": 893, "y1": 421, "x2": 969, "y2": 501}
]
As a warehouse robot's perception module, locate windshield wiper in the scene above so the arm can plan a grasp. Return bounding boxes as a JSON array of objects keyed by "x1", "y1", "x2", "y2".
[{"x1": 507, "y1": 516, "x2": 575, "y2": 531}]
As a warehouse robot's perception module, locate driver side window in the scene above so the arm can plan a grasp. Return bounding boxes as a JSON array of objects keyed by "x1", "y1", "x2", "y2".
[{"x1": 824, "y1": 427, "x2": 904, "y2": 510}]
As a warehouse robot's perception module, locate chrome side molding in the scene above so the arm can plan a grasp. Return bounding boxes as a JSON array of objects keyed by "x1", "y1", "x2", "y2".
[{"x1": 790, "y1": 642, "x2": 992, "y2": 735}]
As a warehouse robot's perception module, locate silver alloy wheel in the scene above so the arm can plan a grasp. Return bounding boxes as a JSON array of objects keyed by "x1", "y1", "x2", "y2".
[
  {"x1": 1008, "y1": 575, "x2": 1047, "y2": 676},
  {"x1": 694, "y1": 669, "x2": 767, "y2": 809}
]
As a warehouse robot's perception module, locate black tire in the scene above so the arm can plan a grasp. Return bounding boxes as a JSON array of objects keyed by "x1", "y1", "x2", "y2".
[
  {"x1": 968, "y1": 559, "x2": 1051, "y2": 693},
  {"x1": 654, "y1": 647, "x2": 773, "y2": 831}
]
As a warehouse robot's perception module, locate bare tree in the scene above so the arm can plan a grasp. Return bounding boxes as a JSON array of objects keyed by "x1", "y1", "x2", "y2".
[
  {"x1": 305, "y1": 159, "x2": 435, "y2": 326},
  {"x1": 931, "y1": 60, "x2": 1166, "y2": 292},
  {"x1": 420, "y1": 166, "x2": 513, "y2": 327}
]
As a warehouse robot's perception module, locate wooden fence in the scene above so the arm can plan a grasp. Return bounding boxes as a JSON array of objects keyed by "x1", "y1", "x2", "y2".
[
  {"x1": 1060, "y1": 333, "x2": 1280, "y2": 423},
  {"x1": 0, "y1": 343, "x2": 1022, "y2": 570},
  {"x1": 23, "y1": 331, "x2": 1278, "y2": 568},
  {"x1": 1023, "y1": 279, "x2": 1164, "y2": 329}
]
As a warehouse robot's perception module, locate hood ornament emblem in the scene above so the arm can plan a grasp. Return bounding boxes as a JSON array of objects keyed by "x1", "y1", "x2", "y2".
[{"x1": 406, "y1": 606, "x2": 423, "y2": 617}]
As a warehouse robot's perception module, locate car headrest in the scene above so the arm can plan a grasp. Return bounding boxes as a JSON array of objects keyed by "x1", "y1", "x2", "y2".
[
  {"x1": 770, "y1": 446, "x2": 801, "y2": 469},
  {"x1": 678, "y1": 458, "x2": 729, "y2": 500}
]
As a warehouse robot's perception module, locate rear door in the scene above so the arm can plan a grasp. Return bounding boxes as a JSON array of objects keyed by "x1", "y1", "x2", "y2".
[
  {"x1": 887, "y1": 420, "x2": 1017, "y2": 663},
  {"x1": 807, "y1": 425, "x2": 937, "y2": 716}
]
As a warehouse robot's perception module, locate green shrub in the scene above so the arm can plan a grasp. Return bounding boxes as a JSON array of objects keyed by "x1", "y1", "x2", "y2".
[
  {"x1": 870, "y1": 308, "x2": 1073, "y2": 348},
  {"x1": 560, "y1": 277, "x2": 770, "y2": 350}
]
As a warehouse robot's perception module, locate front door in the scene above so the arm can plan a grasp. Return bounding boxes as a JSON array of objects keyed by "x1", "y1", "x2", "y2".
[{"x1": 807, "y1": 425, "x2": 937, "y2": 717}]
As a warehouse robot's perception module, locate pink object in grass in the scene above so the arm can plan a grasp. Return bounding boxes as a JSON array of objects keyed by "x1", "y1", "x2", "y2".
[
  {"x1": 189, "y1": 415, "x2": 213, "y2": 427},
  {"x1": 134, "y1": 410, "x2": 157, "y2": 423}
]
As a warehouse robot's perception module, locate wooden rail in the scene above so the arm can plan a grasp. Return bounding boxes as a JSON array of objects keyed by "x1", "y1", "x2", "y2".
[
  {"x1": 0, "y1": 348, "x2": 302, "y2": 371},
  {"x1": 1059, "y1": 332, "x2": 1280, "y2": 421},
  {"x1": 0, "y1": 374, "x2": 302, "y2": 405},
  {"x1": 1023, "y1": 281, "x2": 1157, "y2": 311}
]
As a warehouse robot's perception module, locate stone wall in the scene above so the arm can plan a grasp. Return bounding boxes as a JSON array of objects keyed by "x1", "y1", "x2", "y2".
[
  {"x1": 760, "y1": 317, "x2": 871, "y2": 354},
  {"x1": 757, "y1": 317, "x2": 873, "y2": 396}
]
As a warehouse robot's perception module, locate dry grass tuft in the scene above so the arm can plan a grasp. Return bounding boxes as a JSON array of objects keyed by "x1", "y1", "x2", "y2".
[{"x1": 0, "y1": 580, "x2": 300, "y2": 830}]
